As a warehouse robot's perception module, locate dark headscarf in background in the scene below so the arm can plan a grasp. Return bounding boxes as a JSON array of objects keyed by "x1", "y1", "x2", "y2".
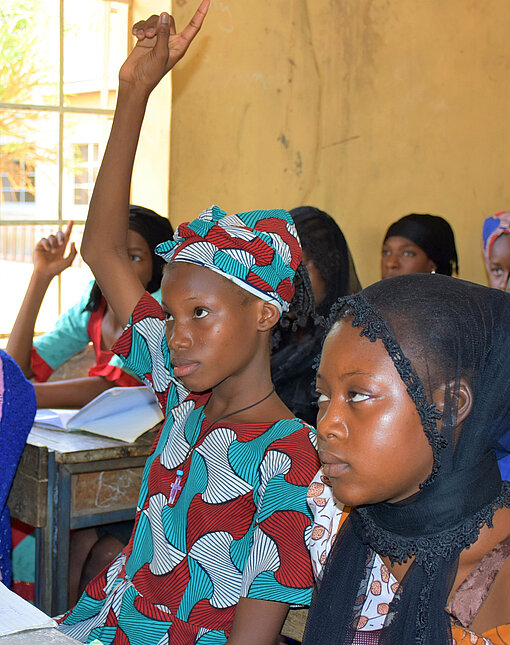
[
  {"x1": 302, "y1": 274, "x2": 510, "y2": 645},
  {"x1": 384, "y1": 213, "x2": 459, "y2": 276},
  {"x1": 85, "y1": 205, "x2": 173, "y2": 311},
  {"x1": 271, "y1": 206, "x2": 361, "y2": 425}
]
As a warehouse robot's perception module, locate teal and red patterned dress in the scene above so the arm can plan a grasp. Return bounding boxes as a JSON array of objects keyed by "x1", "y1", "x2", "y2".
[{"x1": 59, "y1": 292, "x2": 320, "y2": 644}]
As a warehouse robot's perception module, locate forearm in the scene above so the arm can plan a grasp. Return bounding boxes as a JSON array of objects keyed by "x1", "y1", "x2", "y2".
[
  {"x1": 34, "y1": 376, "x2": 115, "y2": 408},
  {"x1": 81, "y1": 88, "x2": 148, "y2": 326},
  {"x1": 82, "y1": 87, "x2": 147, "y2": 267},
  {"x1": 226, "y1": 597, "x2": 289, "y2": 645},
  {"x1": 6, "y1": 271, "x2": 54, "y2": 377}
]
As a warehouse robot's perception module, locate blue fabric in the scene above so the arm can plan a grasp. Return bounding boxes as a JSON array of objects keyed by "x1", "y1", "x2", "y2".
[{"x1": 0, "y1": 351, "x2": 36, "y2": 586}]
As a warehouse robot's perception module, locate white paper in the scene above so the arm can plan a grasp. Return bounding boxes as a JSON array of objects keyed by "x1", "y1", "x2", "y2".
[
  {"x1": 0, "y1": 582, "x2": 57, "y2": 636},
  {"x1": 34, "y1": 386, "x2": 164, "y2": 442}
]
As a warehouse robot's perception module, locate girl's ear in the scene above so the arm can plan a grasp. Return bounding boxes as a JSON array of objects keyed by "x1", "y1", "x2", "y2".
[
  {"x1": 432, "y1": 378, "x2": 473, "y2": 426},
  {"x1": 257, "y1": 302, "x2": 280, "y2": 331}
]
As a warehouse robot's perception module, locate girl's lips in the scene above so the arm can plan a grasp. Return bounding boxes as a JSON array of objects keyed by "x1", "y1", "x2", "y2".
[
  {"x1": 173, "y1": 362, "x2": 199, "y2": 378},
  {"x1": 321, "y1": 461, "x2": 349, "y2": 478}
]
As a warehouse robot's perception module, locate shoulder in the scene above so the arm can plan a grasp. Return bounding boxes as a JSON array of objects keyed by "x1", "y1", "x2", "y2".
[
  {"x1": 130, "y1": 291, "x2": 165, "y2": 325},
  {"x1": 268, "y1": 418, "x2": 318, "y2": 457}
]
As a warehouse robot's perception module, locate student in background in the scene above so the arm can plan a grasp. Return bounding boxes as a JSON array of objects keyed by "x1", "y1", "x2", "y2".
[
  {"x1": 0, "y1": 350, "x2": 36, "y2": 588},
  {"x1": 482, "y1": 210, "x2": 510, "y2": 480},
  {"x1": 482, "y1": 211, "x2": 510, "y2": 292},
  {"x1": 59, "y1": 5, "x2": 319, "y2": 643},
  {"x1": 305, "y1": 273, "x2": 510, "y2": 645},
  {"x1": 271, "y1": 206, "x2": 361, "y2": 426},
  {"x1": 381, "y1": 213, "x2": 458, "y2": 279},
  {"x1": 7, "y1": 205, "x2": 173, "y2": 603},
  {"x1": 6, "y1": 206, "x2": 173, "y2": 409}
]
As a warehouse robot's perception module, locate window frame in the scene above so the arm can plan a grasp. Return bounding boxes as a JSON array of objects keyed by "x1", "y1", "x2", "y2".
[{"x1": 0, "y1": 0, "x2": 131, "y2": 336}]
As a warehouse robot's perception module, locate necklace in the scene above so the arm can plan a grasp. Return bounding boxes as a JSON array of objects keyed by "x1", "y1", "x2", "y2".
[{"x1": 168, "y1": 386, "x2": 276, "y2": 505}]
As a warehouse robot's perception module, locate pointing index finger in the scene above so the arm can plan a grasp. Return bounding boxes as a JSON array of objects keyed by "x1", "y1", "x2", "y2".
[{"x1": 179, "y1": 0, "x2": 210, "y2": 45}]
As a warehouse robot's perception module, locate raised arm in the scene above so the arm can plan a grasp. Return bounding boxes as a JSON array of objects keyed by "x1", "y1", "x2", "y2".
[
  {"x1": 81, "y1": 1, "x2": 209, "y2": 327},
  {"x1": 6, "y1": 222, "x2": 77, "y2": 377}
]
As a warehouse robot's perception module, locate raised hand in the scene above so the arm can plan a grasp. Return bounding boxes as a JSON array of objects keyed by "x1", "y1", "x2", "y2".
[
  {"x1": 33, "y1": 220, "x2": 78, "y2": 279},
  {"x1": 119, "y1": 0, "x2": 210, "y2": 96}
]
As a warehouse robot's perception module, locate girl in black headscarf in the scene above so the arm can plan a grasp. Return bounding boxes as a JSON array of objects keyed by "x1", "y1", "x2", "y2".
[
  {"x1": 304, "y1": 273, "x2": 510, "y2": 645},
  {"x1": 271, "y1": 206, "x2": 361, "y2": 426},
  {"x1": 381, "y1": 213, "x2": 458, "y2": 278}
]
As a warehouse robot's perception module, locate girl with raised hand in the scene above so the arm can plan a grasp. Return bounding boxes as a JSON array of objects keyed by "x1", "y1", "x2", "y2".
[
  {"x1": 304, "y1": 273, "x2": 510, "y2": 645},
  {"x1": 6, "y1": 206, "x2": 173, "y2": 408},
  {"x1": 58, "y1": 4, "x2": 319, "y2": 644}
]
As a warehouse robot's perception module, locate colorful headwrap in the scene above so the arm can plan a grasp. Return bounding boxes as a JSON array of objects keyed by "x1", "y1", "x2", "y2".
[
  {"x1": 156, "y1": 205, "x2": 302, "y2": 314},
  {"x1": 482, "y1": 211, "x2": 510, "y2": 270}
]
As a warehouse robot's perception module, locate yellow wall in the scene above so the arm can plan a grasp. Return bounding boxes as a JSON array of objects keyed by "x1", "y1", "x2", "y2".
[
  {"x1": 130, "y1": 1, "x2": 172, "y2": 220},
  {"x1": 165, "y1": 0, "x2": 510, "y2": 288}
]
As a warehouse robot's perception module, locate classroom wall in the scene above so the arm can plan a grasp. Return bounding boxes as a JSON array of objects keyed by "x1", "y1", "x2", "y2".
[
  {"x1": 165, "y1": 0, "x2": 510, "y2": 287},
  {"x1": 130, "y1": 1, "x2": 172, "y2": 220}
]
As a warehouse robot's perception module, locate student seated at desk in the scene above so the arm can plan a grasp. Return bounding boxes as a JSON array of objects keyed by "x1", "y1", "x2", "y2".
[
  {"x1": 59, "y1": 5, "x2": 320, "y2": 643},
  {"x1": 0, "y1": 350, "x2": 36, "y2": 588},
  {"x1": 6, "y1": 206, "x2": 173, "y2": 409},
  {"x1": 7, "y1": 207, "x2": 172, "y2": 604},
  {"x1": 304, "y1": 274, "x2": 510, "y2": 645}
]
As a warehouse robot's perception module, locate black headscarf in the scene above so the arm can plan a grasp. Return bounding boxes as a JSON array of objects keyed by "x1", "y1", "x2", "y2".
[
  {"x1": 84, "y1": 205, "x2": 174, "y2": 311},
  {"x1": 302, "y1": 273, "x2": 510, "y2": 645},
  {"x1": 271, "y1": 206, "x2": 361, "y2": 425},
  {"x1": 384, "y1": 213, "x2": 459, "y2": 276}
]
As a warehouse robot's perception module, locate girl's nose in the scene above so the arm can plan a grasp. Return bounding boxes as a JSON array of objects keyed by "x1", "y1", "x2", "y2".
[
  {"x1": 317, "y1": 405, "x2": 348, "y2": 443},
  {"x1": 384, "y1": 252, "x2": 399, "y2": 268},
  {"x1": 167, "y1": 321, "x2": 192, "y2": 350}
]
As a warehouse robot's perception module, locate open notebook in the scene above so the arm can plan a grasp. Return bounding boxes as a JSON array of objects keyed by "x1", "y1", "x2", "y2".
[
  {"x1": 34, "y1": 386, "x2": 164, "y2": 443},
  {"x1": 0, "y1": 581, "x2": 57, "y2": 636}
]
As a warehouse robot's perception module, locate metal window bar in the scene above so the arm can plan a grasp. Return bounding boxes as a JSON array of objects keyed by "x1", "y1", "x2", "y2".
[{"x1": 0, "y1": 0, "x2": 121, "y2": 318}]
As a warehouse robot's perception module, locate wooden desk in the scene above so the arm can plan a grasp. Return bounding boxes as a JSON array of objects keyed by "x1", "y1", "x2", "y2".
[
  {"x1": 0, "y1": 629, "x2": 81, "y2": 644},
  {"x1": 7, "y1": 426, "x2": 155, "y2": 616}
]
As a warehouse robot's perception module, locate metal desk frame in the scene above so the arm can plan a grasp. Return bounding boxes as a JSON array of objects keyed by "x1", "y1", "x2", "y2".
[{"x1": 9, "y1": 427, "x2": 154, "y2": 616}]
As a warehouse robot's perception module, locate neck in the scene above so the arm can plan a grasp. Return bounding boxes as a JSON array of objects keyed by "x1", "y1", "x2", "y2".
[{"x1": 205, "y1": 348, "x2": 274, "y2": 421}]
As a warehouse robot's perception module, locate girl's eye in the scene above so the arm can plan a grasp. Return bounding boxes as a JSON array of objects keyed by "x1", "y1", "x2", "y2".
[
  {"x1": 491, "y1": 267, "x2": 503, "y2": 276},
  {"x1": 381, "y1": 249, "x2": 390, "y2": 256},
  {"x1": 403, "y1": 250, "x2": 415, "y2": 257},
  {"x1": 164, "y1": 312, "x2": 174, "y2": 322},
  {"x1": 348, "y1": 392, "x2": 370, "y2": 403},
  {"x1": 317, "y1": 393, "x2": 330, "y2": 404},
  {"x1": 194, "y1": 307, "x2": 208, "y2": 319},
  {"x1": 129, "y1": 254, "x2": 142, "y2": 263}
]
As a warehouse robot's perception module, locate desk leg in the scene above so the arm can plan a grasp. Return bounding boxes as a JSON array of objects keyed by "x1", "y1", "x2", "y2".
[
  {"x1": 34, "y1": 452, "x2": 71, "y2": 617},
  {"x1": 34, "y1": 451, "x2": 56, "y2": 614},
  {"x1": 53, "y1": 464, "x2": 71, "y2": 615}
]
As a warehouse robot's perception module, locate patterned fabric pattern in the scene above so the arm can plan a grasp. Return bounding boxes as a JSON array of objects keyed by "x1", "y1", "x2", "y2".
[
  {"x1": 306, "y1": 472, "x2": 505, "y2": 645},
  {"x1": 156, "y1": 205, "x2": 302, "y2": 313},
  {"x1": 60, "y1": 292, "x2": 319, "y2": 644}
]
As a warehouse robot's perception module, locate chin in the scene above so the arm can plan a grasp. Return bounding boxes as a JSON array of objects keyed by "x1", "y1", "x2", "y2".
[{"x1": 331, "y1": 484, "x2": 382, "y2": 508}]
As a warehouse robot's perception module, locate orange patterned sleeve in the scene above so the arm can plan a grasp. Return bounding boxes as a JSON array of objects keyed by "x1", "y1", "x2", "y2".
[{"x1": 451, "y1": 622, "x2": 510, "y2": 644}]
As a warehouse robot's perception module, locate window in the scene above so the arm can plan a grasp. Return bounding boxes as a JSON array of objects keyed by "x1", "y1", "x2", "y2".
[
  {"x1": 1, "y1": 161, "x2": 36, "y2": 204},
  {"x1": 0, "y1": 0, "x2": 130, "y2": 338},
  {"x1": 73, "y1": 143, "x2": 99, "y2": 205}
]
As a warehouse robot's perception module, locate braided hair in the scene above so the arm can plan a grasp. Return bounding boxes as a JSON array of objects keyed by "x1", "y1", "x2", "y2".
[
  {"x1": 271, "y1": 206, "x2": 361, "y2": 424},
  {"x1": 84, "y1": 205, "x2": 173, "y2": 312}
]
